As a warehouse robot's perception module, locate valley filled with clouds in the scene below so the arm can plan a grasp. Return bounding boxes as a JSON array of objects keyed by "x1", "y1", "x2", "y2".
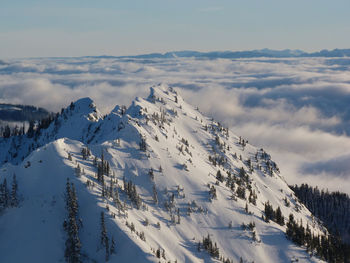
[{"x1": 1, "y1": 56, "x2": 350, "y2": 194}]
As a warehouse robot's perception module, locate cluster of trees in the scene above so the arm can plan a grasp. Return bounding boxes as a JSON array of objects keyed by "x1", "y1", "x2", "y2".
[
  {"x1": 260, "y1": 192, "x2": 350, "y2": 262},
  {"x1": 208, "y1": 185, "x2": 217, "y2": 201},
  {"x1": 162, "y1": 188, "x2": 185, "y2": 225},
  {"x1": 254, "y1": 149, "x2": 280, "y2": 176},
  {"x1": 238, "y1": 167, "x2": 249, "y2": 182},
  {"x1": 81, "y1": 147, "x2": 91, "y2": 160},
  {"x1": 241, "y1": 221, "x2": 255, "y2": 231},
  {"x1": 225, "y1": 171, "x2": 235, "y2": 191},
  {"x1": 236, "y1": 185, "x2": 246, "y2": 200},
  {"x1": 26, "y1": 115, "x2": 55, "y2": 139},
  {"x1": 155, "y1": 247, "x2": 166, "y2": 260},
  {"x1": 82, "y1": 149, "x2": 119, "y2": 260},
  {"x1": 238, "y1": 136, "x2": 247, "y2": 147},
  {"x1": 92, "y1": 151, "x2": 119, "y2": 203},
  {"x1": 206, "y1": 120, "x2": 261, "y2": 210},
  {"x1": 263, "y1": 201, "x2": 285, "y2": 226},
  {"x1": 123, "y1": 177, "x2": 142, "y2": 209},
  {"x1": 126, "y1": 220, "x2": 146, "y2": 241},
  {"x1": 198, "y1": 234, "x2": 232, "y2": 263},
  {"x1": 64, "y1": 177, "x2": 117, "y2": 262},
  {"x1": 0, "y1": 124, "x2": 25, "y2": 138},
  {"x1": 209, "y1": 160, "x2": 258, "y2": 207},
  {"x1": 176, "y1": 137, "x2": 192, "y2": 157},
  {"x1": 0, "y1": 174, "x2": 19, "y2": 210},
  {"x1": 212, "y1": 121, "x2": 229, "y2": 139},
  {"x1": 234, "y1": 168, "x2": 256, "y2": 204},
  {"x1": 206, "y1": 121, "x2": 230, "y2": 166},
  {"x1": 199, "y1": 234, "x2": 220, "y2": 258},
  {"x1": 286, "y1": 214, "x2": 350, "y2": 262},
  {"x1": 291, "y1": 184, "x2": 350, "y2": 244},
  {"x1": 96, "y1": 152, "x2": 111, "y2": 183},
  {"x1": 0, "y1": 104, "x2": 51, "y2": 138},
  {"x1": 208, "y1": 154, "x2": 227, "y2": 167},
  {"x1": 241, "y1": 221, "x2": 259, "y2": 242},
  {"x1": 225, "y1": 169, "x2": 253, "y2": 205},
  {"x1": 147, "y1": 107, "x2": 168, "y2": 128},
  {"x1": 63, "y1": 179, "x2": 82, "y2": 263}
]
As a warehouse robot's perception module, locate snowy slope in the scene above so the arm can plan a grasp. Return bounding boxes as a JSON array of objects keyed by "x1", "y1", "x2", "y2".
[
  {"x1": 0, "y1": 97, "x2": 101, "y2": 165},
  {"x1": 0, "y1": 84, "x2": 326, "y2": 262}
]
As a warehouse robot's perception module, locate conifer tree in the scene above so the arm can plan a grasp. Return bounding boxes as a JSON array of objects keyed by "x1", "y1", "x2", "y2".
[
  {"x1": 11, "y1": 174, "x2": 18, "y2": 207},
  {"x1": 70, "y1": 184, "x2": 79, "y2": 219},
  {"x1": 0, "y1": 178, "x2": 10, "y2": 210},
  {"x1": 109, "y1": 177, "x2": 113, "y2": 198},
  {"x1": 67, "y1": 213, "x2": 81, "y2": 263},
  {"x1": 75, "y1": 164, "x2": 81, "y2": 177},
  {"x1": 152, "y1": 184, "x2": 158, "y2": 204},
  {"x1": 100, "y1": 211, "x2": 110, "y2": 260},
  {"x1": 110, "y1": 236, "x2": 116, "y2": 255},
  {"x1": 216, "y1": 170, "x2": 223, "y2": 182},
  {"x1": 105, "y1": 236, "x2": 110, "y2": 261},
  {"x1": 64, "y1": 179, "x2": 81, "y2": 263},
  {"x1": 100, "y1": 212, "x2": 107, "y2": 246},
  {"x1": 275, "y1": 206, "x2": 284, "y2": 226},
  {"x1": 263, "y1": 201, "x2": 275, "y2": 222},
  {"x1": 236, "y1": 186, "x2": 245, "y2": 200},
  {"x1": 286, "y1": 213, "x2": 296, "y2": 241},
  {"x1": 113, "y1": 186, "x2": 120, "y2": 205}
]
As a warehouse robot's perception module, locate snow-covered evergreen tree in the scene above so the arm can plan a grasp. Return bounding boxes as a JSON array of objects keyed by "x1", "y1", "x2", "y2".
[
  {"x1": 0, "y1": 178, "x2": 9, "y2": 210},
  {"x1": 10, "y1": 174, "x2": 18, "y2": 207},
  {"x1": 100, "y1": 211, "x2": 110, "y2": 260},
  {"x1": 64, "y1": 179, "x2": 81, "y2": 263}
]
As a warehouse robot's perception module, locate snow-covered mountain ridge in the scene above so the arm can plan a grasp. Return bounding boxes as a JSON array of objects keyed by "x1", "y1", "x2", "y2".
[{"x1": 0, "y1": 84, "x2": 328, "y2": 262}]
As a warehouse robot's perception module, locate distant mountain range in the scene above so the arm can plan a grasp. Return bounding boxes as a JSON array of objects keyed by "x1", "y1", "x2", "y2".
[{"x1": 86, "y1": 48, "x2": 350, "y2": 60}]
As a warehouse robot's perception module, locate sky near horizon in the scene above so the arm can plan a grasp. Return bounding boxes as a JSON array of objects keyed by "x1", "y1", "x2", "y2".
[{"x1": 1, "y1": 0, "x2": 350, "y2": 58}]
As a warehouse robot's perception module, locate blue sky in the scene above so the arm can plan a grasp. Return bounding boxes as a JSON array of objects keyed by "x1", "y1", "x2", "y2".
[{"x1": 1, "y1": 0, "x2": 349, "y2": 58}]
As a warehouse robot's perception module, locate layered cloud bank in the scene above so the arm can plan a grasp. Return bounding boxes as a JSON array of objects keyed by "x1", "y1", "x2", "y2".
[{"x1": 1, "y1": 56, "x2": 350, "y2": 193}]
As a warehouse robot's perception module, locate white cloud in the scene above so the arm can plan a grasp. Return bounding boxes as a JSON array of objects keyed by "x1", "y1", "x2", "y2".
[{"x1": 1, "y1": 56, "x2": 350, "y2": 194}]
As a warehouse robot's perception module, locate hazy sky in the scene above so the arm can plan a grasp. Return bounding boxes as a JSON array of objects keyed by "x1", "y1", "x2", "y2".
[{"x1": 1, "y1": 0, "x2": 349, "y2": 58}]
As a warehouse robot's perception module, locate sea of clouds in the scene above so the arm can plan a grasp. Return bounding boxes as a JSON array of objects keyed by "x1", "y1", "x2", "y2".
[{"x1": 1, "y1": 56, "x2": 350, "y2": 194}]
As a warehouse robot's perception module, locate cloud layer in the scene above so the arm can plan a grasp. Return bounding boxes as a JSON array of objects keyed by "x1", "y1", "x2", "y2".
[{"x1": 1, "y1": 56, "x2": 350, "y2": 194}]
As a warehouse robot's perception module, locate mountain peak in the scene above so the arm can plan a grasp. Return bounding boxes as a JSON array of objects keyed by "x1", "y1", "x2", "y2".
[
  {"x1": 146, "y1": 83, "x2": 182, "y2": 104},
  {"x1": 0, "y1": 85, "x2": 333, "y2": 263},
  {"x1": 73, "y1": 97, "x2": 94, "y2": 107},
  {"x1": 69, "y1": 97, "x2": 101, "y2": 122},
  {"x1": 148, "y1": 83, "x2": 172, "y2": 97}
]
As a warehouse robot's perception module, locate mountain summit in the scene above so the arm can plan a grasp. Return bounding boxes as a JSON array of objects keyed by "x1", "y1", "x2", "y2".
[{"x1": 0, "y1": 84, "x2": 331, "y2": 262}]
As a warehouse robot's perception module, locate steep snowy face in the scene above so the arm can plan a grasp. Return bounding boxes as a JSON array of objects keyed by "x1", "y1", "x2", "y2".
[
  {"x1": 69, "y1": 97, "x2": 100, "y2": 122},
  {"x1": 0, "y1": 84, "x2": 328, "y2": 263},
  {"x1": 47, "y1": 97, "x2": 102, "y2": 142}
]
